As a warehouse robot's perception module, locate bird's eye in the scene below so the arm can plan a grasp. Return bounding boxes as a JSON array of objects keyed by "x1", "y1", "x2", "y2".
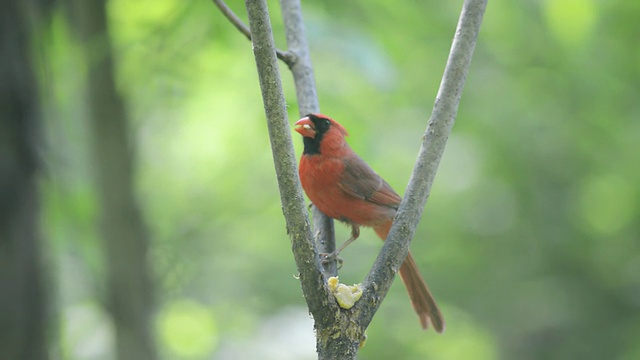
[{"x1": 324, "y1": 119, "x2": 330, "y2": 126}]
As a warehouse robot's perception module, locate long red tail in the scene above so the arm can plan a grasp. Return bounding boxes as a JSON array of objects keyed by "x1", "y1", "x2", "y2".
[
  {"x1": 375, "y1": 222, "x2": 445, "y2": 332},
  {"x1": 399, "y1": 251, "x2": 445, "y2": 332}
]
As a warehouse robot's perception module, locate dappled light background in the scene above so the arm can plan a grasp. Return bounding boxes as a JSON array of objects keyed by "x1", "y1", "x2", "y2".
[{"x1": 43, "y1": 0, "x2": 639, "y2": 359}]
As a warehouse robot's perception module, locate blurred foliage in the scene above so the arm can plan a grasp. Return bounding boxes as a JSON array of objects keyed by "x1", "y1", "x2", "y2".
[{"x1": 40, "y1": 0, "x2": 639, "y2": 359}]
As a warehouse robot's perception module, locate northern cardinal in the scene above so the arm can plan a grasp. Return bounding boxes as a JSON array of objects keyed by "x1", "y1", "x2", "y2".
[{"x1": 294, "y1": 113, "x2": 445, "y2": 332}]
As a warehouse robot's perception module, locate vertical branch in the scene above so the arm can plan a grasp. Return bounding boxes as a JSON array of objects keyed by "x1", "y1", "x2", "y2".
[
  {"x1": 244, "y1": 0, "x2": 334, "y2": 323},
  {"x1": 278, "y1": 2, "x2": 357, "y2": 356},
  {"x1": 278, "y1": 0, "x2": 319, "y2": 115},
  {"x1": 355, "y1": 0, "x2": 488, "y2": 328},
  {"x1": 279, "y1": 0, "x2": 338, "y2": 276}
]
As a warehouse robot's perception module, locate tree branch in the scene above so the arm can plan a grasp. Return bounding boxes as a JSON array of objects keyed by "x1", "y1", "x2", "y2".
[
  {"x1": 278, "y1": 0, "x2": 338, "y2": 276},
  {"x1": 213, "y1": 0, "x2": 295, "y2": 67},
  {"x1": 245, "y1": 0, "x2": 349, "y2": 355},
  {"x1": 355, "y1": 0, "x2": 488, "y2": 329},
  {"x1": 243, "y1": 0, "x2": 336, "y2": 327},
  {"x1": 229, "y1": 0, "x2": 485, "y2": 356}
]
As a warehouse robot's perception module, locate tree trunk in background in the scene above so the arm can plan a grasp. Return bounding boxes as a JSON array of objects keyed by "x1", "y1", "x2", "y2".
[
  {"x1": 0, "y1": 1, "x2": 49, "y2": 359},
  {"x1": 66, "y1": 1, "x2": 157, "y2": 359}
]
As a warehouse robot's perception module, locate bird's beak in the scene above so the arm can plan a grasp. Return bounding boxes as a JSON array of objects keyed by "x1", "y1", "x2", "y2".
[{"x1": 294, "y1": 117, "x2": 316, "y2": 138}]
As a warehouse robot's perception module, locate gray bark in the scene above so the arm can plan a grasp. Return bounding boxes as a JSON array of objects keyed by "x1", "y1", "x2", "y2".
[{"x1": 278, "y1": 0, "x2": 338, "y2": 277}]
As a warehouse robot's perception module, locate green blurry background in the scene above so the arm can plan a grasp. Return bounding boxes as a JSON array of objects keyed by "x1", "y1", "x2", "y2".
[{"x1": 41, "y1": 0, "x2": 639, "y2": 359}]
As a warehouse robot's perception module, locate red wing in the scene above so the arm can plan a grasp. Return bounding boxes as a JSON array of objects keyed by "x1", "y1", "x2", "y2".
[{"x1": 338, "y1": 156, "x2": 402, "y2": 209}]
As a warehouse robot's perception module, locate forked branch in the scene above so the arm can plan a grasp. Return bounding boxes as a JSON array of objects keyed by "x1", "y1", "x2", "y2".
[
  {"x1": 212, "y1": 0, "x2": 295, "y2": 67},
  {"x1": 219, "y1": 0, "x2": 487, "y2": 357}
]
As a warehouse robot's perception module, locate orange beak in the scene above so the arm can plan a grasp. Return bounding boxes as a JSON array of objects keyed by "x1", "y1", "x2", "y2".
[{"x1": 294, "y1": 117, "x2": 316, "y2": 138}]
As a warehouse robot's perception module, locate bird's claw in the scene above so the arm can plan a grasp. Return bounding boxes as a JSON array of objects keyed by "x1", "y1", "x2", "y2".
[{"x1": 320, "y1": 251, "x2": 344, "y2": 269}]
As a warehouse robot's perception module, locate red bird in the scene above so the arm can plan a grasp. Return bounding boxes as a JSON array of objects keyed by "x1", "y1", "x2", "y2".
[{"x1": 294, "y1": 113, "x2": 445, "y2": 332}]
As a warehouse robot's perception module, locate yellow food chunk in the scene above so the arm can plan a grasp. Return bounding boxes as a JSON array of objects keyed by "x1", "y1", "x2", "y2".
[{"x1": 327, "y1": 276, "x2": 363, "y2": 309}]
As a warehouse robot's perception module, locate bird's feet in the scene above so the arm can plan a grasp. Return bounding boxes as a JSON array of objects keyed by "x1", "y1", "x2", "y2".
[{"x1": 320, "y1": 251, "x2": 344, "y2": 269}]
